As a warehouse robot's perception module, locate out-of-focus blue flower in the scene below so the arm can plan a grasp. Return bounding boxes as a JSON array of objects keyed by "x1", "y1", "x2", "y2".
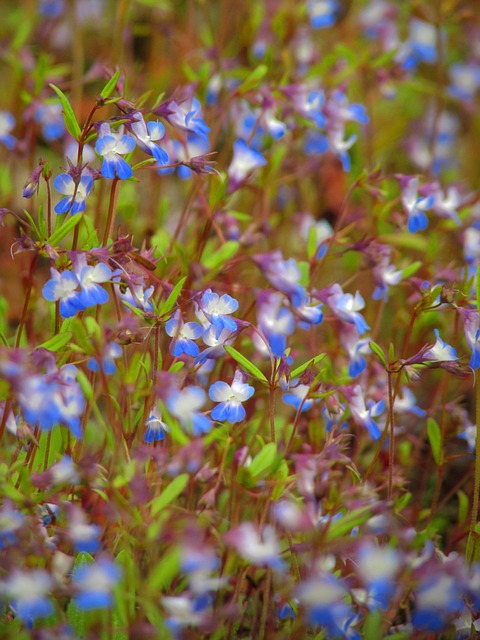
[
  {"x1": 307, "y1": 0, "x2": 339, "y2": 29},
  {"x1": 199, "y1": 289, "x2": 238, "y2": 339},
  {"x1": 346, "y1": 385, "x2": 384, "y2": 440},
  {"x1": 72, "y1": 557, "x2": 121, "y2": 610},
  {"x1": 144, "y1": 409, "x2": 169, "y2": 443},
  {"x1": 209, "y1": 369, "x2": 254, "y2": 423},
  {"x1": 167, "y1": 386, "x2": 212, "y2": 436},
  {"x1": 340, "y1": 328, "x2": 371, "y2": 377},
  {"x1": 195, "y1": 324, "x2": 236, "y2": 365},
  {"x1": 254, "y1": 251, "x2": 306, "y2": 306},
  {"x1": 68, "y1": 506, "x2": 101, "y2": 553},
  {"x1": 227, "y1": 139, "x2": 266, "y2": 190},
  {"x1": 53, "y1": 171, "x2": 94, "y2": 215},
  {"x1": 283, "y1": 381, "x2": 313, "y2": 412},
  {"x1": 255, "y1": 291, "x2": 295, "y2": 357},
  {"x1": 407, "y1": 19, "x2": 438, "y2": 65},
  {"x1": 162, "y1": 96, "x2": 210, "y2": 140},
  {"x1": 413, "y1": 573, "x2": 465, "y2": 631},
  {"x1": 165, "y1": 309, "x2": 204, "y2": 357},
  {"x1": 87, "y1": 341, "x2": 122, "y2": 375},
  {"x1": 0, "y1": 111, "x2": 15, "y2": 149},
  {"x1": 130, "y1": 112, "x2": 169, "y2": 165},
  {"x1": 356, "y1": 543, "x2": 401, "y2": 611},
  {"x1": 0, "y1": 503, "x2": 24, "y2": 549},
  {"x1": 449, "y1": 62, "x2": 480, "y2": 102},
  {"x1": 297, "y1": 573, "x2": 360, "y2": 639},
  {"x1": 5, "y1": 570, "x2": 53, "y2": 624},
  {"x1": 394, "y1": 387, "x2": 426, "y2": 417},
  {"x1": 95, "y1": 123, "x2": 135, "y2": 179},
  {"x1": 458, "y1": 307, "x2": 480, "y2": 370},
  {"x1": 38, "y1": 0, "x2": 65, "y2": 17},
  {"x1": 225, "y1": 522, "x2": 285, "y2": 570},
  {"x1": 35, "y1": 102, "x2": 65, "y2": 141},
  {"x1": 401, "y1": 177, "x2": 434, "y2": 233},
  {"x1": 324, "y1": 283, "x2": 370, "y2": 335}
]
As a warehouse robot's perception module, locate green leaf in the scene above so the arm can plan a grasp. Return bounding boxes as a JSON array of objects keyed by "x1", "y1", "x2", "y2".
[
  {"x1": 38, "y1": 331, "x2": 72, "y2": 352},
  {"x1": 49, "y1": 212, "x2": 83, "y2": 245},
  {"x1": 324, "y1": 506, "x2": 372, "y2": 540},
  {"x1": 150, "y1": 473, "x2": 189, "y2": 516},
  {"x1": 427, "y1": 417, "x2": 443, "y2": 466},
  {"x1": 249, "y1": 442, "x2": 277, "y2": 480},
  {"x1": 402, "y1": 260, "x2": 422, "y2": 279},
  {"x1": 224, "y1": 345, "x2": 268, "y2": 383},
  {"x1": 290, "y1": 353, "x2": 326, "y2": 379},
  {"x1": 100, "y1": 70, "x2": 121, "y2": 99},
  {"x1": 159, "y1": 276, "x2": 187, "y2": 316},
  {"x1": 307, "y1": 226, "x2": 318, "y2": 260},
  {"x1": 202, "y1": 240, "x2": 239, "y2": 271},
  {"x1": 147, "y1": 547, "x2": 180, "y2": 590},
  {"x1": 369, "y1": 341, "x2": 387, "y2": 368},
  {"x1": 237, "y1": 64, "x2": 268, "y2": 94},
  {"x1": 49, "y1": 83, "x2": 82, "y2": 140}
]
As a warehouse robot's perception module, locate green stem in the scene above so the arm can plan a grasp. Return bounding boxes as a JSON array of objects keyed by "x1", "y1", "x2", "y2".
[{"x1": 387, "y1": 370, "x2": 395, "y2": 499}]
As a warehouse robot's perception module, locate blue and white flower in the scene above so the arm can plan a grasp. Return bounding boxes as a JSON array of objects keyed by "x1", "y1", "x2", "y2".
[
  {"x1": 165, "y1": 309, "x2": 204, "y2": 357},
  {"x1": 167, "y1": 386, "x2": 212, "y2": 436},
  {"x1": 53, "y1": 171, "x2": 94, "y2": 215},
  {"x1": 209, "y1": 369, "x2": 254, "y2": 423},
  {"x1": 95, "y1": 123, "x2": 135, "y2": 179}
]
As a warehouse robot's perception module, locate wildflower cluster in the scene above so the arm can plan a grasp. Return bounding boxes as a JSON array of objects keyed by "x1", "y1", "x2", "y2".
[{"x1": 0, "y1": 1, "x2": 480, "y2": 638}]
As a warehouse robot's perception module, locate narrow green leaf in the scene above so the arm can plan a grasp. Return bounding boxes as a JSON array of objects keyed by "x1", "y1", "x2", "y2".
[
  {"x1": 147, "y1": 547, "x2": 180, "y2": 590},
  {"x1": 290, "y1": 353, "x2": 326, "y2": 379},
  {"x1": 38, "y1": 331, "x2": 72, "y2": 352},
  {"x1": 324, "y1": 506, "x2": 372, "y2": 540},
  {"x1": 249, "y1": 442, "x2": 277, "y2": 480},
  {"x1": 202, "y1": 240, "x2": 239, "y2": 271},
  {"x1": 150, "y1": 473, "x2": 189, "y2": 516},
  {"x1": 22, "y1": 209, "x2": 41, "y2": 239},
  {"x1": 100, "y1": 70, "x2": 121, "y2": 99},
  {"x1": 307, "y1": 226, "x2": 318, "y2": 260},
  {"x1": 49, "y1": 212, "x2": 82, "y2": 245},
  {"x1": 427, "y1": 417, "x2": 443, "y2": 466},
  {"x1": 49, "y1": 83, "x2": 82, "y2": 140},
  {"x1": 159, "y1": 276, "x2": 187, "y2": 316},
  {"x1": 237, "y1": 64, "x2": 268, "y2": 94},
  {"x1": 224, "y1": 345, "x2": 268, "y2": 383},
  {"x1": 402, "y1": 260, "x2": 422, "y2": 279},
  {"x1": 369, "y1": 341, "x2": 387, "y2": 368}
]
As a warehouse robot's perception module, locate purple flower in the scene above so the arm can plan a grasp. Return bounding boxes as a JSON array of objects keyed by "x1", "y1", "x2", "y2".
[
  {"x1": 95, "y1": 123, "x2": 135, "y2": 179},
  {"x1": 209, "y1": 369, "x2": 254, "y2": 423},
  {"x1": 165, "y1": 309, "x2": 204, "y2": 357},
  {"x1": 53, "y1": 171, "x2": 94, "y2": 215}
]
